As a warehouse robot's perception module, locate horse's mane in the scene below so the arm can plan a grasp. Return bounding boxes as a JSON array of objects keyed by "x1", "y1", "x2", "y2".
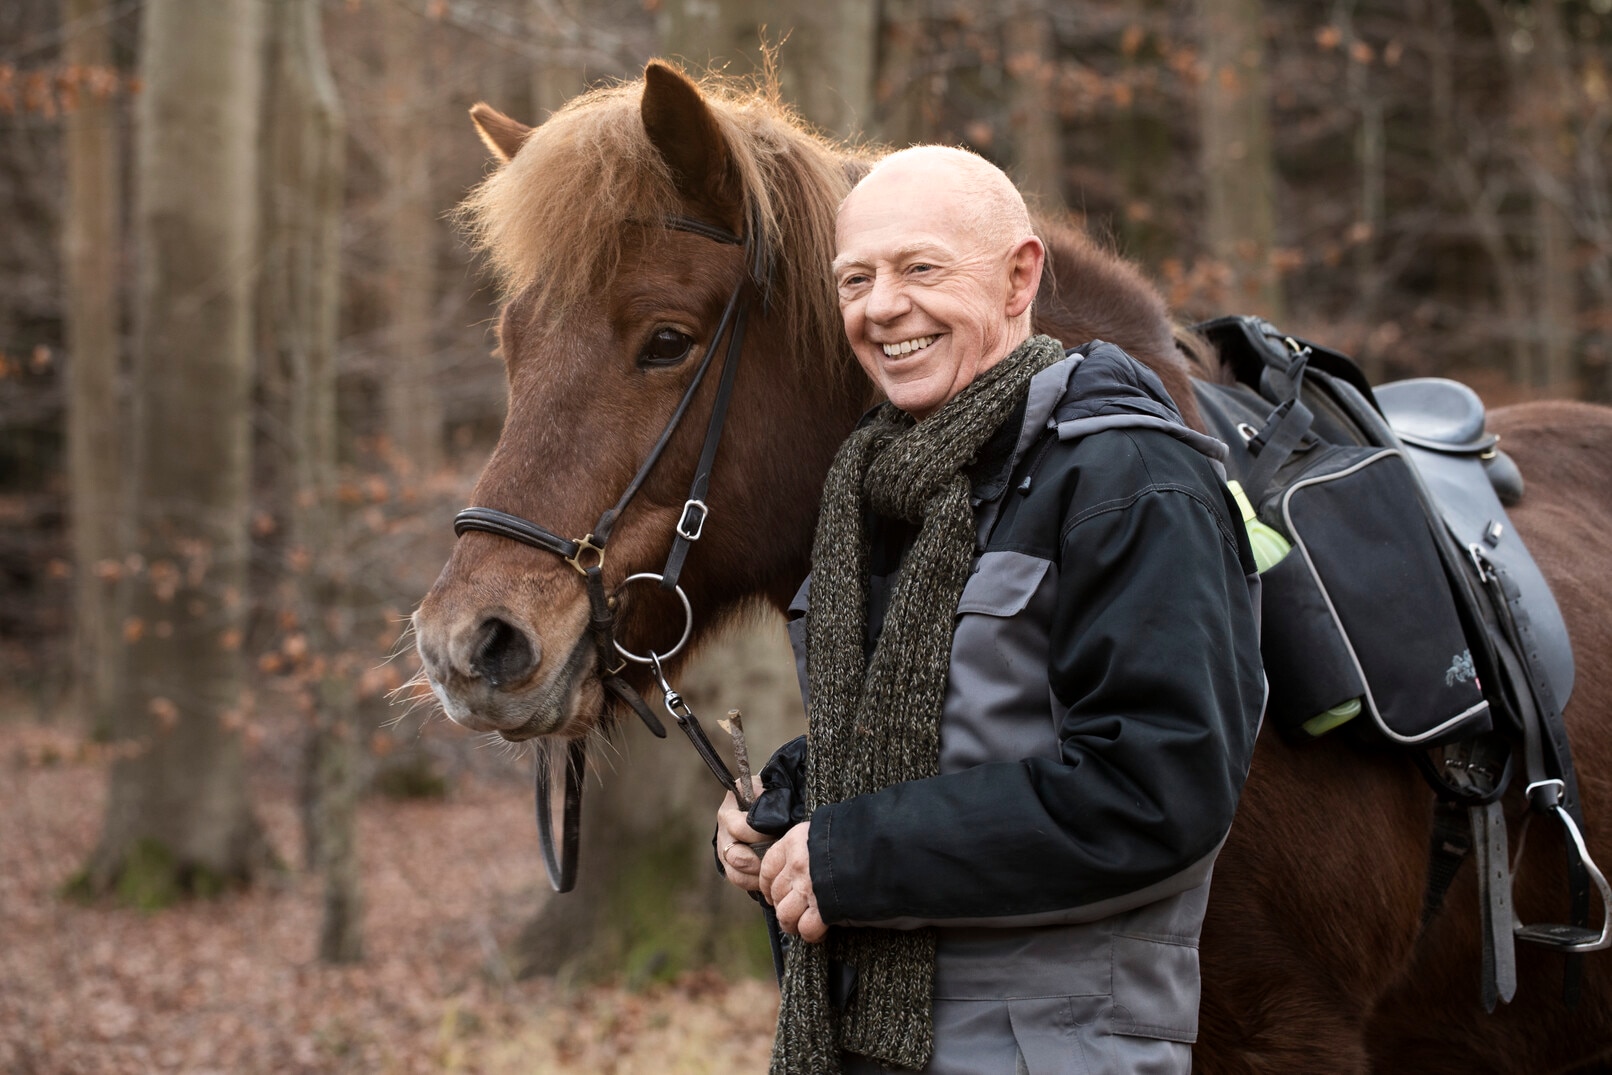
[{"x1": 457, "y1": 69, "x2": 865, "y2": 375}]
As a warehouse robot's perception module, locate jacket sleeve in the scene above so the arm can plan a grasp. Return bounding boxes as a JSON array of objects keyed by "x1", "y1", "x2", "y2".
[{"x1": 807, "y1": 431, "x2": 1264, "y2": 928}]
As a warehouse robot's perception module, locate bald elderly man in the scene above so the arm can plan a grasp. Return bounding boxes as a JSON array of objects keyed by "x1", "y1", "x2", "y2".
[{"x1": 717, "y1": 146, "x2": 1263, "y2": 1075}]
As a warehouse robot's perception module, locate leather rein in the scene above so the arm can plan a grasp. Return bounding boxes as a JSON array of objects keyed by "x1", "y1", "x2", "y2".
[{"x1": 452, "y1": 211, "x2": 766, "y2": 891}]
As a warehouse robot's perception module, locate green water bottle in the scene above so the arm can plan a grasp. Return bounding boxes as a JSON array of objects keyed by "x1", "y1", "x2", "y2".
[
  {"x1": 1226, "y1": 480, "x2": 1291, "y2": 573},
  {"x1": 1226, "y1": 480, "x2": 1361, "y2": 737}
]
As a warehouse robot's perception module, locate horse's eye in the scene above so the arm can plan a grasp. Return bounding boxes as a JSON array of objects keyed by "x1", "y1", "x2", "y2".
[{"x1": 641, "y1": 328, "x2": 694, "y2": 366}]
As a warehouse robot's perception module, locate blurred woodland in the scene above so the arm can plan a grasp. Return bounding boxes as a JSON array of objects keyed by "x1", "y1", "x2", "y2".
[{"x1": 2, "y1": 0, "x2": 1611, "y2": 1070}]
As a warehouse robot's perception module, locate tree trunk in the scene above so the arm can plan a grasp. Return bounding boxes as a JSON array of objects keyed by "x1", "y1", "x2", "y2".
[
  {"x1": 659, "y1": 0, "x2": 876, "y2": 139},
  {"x1": 1339, "y1": 0, "x2": 1386, "y2": 381},
  {"x1": 1528, "y1": 0, "x2": 1576, "y2": 393},
  {"x1": 260, "y1": 0, "x2": 357, "y2": 961},
  {"x1": 531, "y1": 0, "x2": 585, "y2": 118},
  {"x1": 83, "y1": 0, "x2": 271, "y2": 902},
  {"x1": 874, "y1": 0, "x2": 938, "y2": 146},
  {"x1": 1005, "y1": 0, "x2": 1066, "y2": 215},
  {"x1": 1112, "y1": 0, "x2": 1174, "y2": 267},
  {"x1": 1196, "y1": 0, "x2": 1283, "y2": 319},
  {"x1": 512, "y1": 618, "x2": 804, "y2": 983},
  {"x1": 61, "y1": 0, "x2": 126, "y2": 740},
  {"x1": 379, "y1": 0, "x2": 443, "y2": 475}
]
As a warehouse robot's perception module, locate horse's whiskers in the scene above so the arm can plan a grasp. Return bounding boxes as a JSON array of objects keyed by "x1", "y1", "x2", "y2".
[
  {"x1": 586, "y1": 720, "x2": 624, "y2": 778},
  {"x1": 380, "y1": 620, "x2": 422, "y2": 664}
]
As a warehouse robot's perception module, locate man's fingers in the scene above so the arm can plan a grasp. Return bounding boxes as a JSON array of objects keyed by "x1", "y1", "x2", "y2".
[
  {"x1": 774, "y1": 888, "x2": 825, "y2": 941},
  {"x1": 723, "y1": 841, "x2": 760, "y2": 874},
  {"x1": 759, "y1": 842, "x2": 783, "y2": 891},
  {"x1": 717, "y1": 793, "x2": 768, "y2": 846},
  {"x1": 797, "y1": 905, "x2": 827, "y2": 943},
  {"x1": 774, "y1": 887, "x2": 806, "y2": 934}
]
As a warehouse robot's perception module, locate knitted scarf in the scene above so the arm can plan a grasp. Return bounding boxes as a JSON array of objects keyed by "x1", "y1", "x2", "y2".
[{"x1": 771, "y1": 335, "x2": 1065, "y2": 1074}]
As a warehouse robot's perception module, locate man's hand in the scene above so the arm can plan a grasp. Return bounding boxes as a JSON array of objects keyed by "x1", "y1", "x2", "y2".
[
  {"x1": 761, "y1": 822, "x2": 826, "y2": 942},
  {"x1": 715, "y1": 782, "x2": 766, "y2": 893}
]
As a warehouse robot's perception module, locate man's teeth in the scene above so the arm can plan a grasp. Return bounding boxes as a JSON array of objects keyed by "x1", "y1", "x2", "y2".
[{"x1": 882, "y1": 335, "x2": 936, "y2": 357}]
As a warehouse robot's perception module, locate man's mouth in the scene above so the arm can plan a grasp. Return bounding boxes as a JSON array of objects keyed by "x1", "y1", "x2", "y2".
[{"x1": 881, "y1": 335, "x2": 936, "y2": 357}]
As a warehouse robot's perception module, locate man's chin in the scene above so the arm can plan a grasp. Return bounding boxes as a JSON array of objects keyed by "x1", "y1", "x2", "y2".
[{"x1": 887, "y1": 385, "x2": 951, "y2": 420}]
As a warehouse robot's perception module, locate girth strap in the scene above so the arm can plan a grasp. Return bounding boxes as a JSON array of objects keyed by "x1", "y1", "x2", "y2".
[{"x1": 1422, "y1": 801, "x2": 1473, "y2": 931}]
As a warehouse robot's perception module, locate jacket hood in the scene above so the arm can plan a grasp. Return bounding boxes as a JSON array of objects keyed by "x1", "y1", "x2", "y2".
[{"x1": 850, "y1": 339, "x2": 1227, "y2": 504}]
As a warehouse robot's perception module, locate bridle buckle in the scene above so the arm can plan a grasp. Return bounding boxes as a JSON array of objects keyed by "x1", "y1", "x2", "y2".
[
  {"x1": 566, "y1": 533, "x2": 605, "y2": 575},
  {"x1": 676, "y1": 499, "x2": 709, "y2": 542}
]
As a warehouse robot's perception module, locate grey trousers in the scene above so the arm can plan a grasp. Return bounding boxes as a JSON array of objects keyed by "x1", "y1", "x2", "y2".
[
  {"x1": 840, "y1": 994, "x2": 1191, "y2": 1075},
  {"x1": 838, "y1": 922, "x2": 1197, "y2": 1075}
]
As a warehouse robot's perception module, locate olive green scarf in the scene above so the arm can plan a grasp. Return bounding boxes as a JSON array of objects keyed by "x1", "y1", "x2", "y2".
[{"x1": 772, "y1": 335, "x2": 1064, "y2": 1074}]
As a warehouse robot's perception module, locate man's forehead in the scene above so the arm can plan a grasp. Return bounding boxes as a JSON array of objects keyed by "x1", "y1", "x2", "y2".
[{"x1": 836, "y1": 186, "x2": 973, "y2": 262}]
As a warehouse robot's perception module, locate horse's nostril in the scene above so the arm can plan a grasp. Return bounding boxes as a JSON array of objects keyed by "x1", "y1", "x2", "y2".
[{"x1": 470, "y1": 617, "x2": 540, "y2": 688}]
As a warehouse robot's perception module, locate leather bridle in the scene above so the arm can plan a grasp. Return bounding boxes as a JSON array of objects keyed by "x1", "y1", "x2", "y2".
[{"x1": 450, "y1": 210, "x2": 766, "y2": 892}]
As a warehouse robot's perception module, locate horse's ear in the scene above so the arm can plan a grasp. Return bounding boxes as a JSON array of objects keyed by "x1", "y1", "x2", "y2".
[
  {"x1": 640, "y1": 62, "x2": 742, "y2": 226},
  {"x1": 470, "y1": 102, "x2": 532, "y2": 163}
]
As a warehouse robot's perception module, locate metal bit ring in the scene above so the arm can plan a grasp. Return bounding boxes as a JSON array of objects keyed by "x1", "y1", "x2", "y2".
[{"x1": 611, "y1": 573, "x2": 694, "y2": 664}]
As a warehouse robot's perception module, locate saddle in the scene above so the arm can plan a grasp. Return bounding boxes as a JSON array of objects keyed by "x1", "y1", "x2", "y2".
[{"x1": 1191, "y1": 315, "x2": 1609, "y2": 1010}]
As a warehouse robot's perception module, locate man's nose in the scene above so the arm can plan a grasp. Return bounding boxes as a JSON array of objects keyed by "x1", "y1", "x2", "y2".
[{"x1": 864, "y1": 274, "x2": 909, "y2": 323}]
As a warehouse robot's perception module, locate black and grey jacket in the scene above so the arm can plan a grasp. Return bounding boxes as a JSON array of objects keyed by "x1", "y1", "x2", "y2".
[{"x1": 776, "y1": 341, "x2": 1264, "y2": 1048}]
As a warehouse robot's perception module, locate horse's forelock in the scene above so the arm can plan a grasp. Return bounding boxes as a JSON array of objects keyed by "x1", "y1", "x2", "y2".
[{"x1": 457, "y1": 70, "x2": 866, "y2": 380}]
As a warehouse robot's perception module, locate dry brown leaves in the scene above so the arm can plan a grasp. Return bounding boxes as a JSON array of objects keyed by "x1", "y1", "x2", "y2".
[{"x1": 0, "y1": 717, "x2": 778, "y2": 1074}]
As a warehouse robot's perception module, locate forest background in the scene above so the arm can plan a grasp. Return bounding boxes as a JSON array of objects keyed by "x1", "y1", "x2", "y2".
[{"x1": 2, "y1": 0, "x2": 1610, "y2": 1072}]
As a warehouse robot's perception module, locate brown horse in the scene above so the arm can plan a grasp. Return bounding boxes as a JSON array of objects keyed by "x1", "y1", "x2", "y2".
[{"x1": 412, "y1": 63, "x2": 1612, "y2": 1072}]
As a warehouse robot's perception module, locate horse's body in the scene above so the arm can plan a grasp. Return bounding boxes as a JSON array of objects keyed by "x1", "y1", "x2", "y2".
[{"x1": 413, "y1": 63, "x2": 1612, "y2": 1071}]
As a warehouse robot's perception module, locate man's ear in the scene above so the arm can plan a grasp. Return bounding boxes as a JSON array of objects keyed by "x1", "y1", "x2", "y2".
[{"x1": 1004, "y1": 236, "x2": 1046, "y2": 318}]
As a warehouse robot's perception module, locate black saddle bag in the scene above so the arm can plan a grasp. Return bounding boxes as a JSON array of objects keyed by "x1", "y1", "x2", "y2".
[{"x1": 1192, "y1": 317, "x2": 1491, "y2": 746}]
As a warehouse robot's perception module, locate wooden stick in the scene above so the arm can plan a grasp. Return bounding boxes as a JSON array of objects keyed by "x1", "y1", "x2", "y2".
[{"x1": 719, "y1": 708, "x2": 756, "y2": 809}]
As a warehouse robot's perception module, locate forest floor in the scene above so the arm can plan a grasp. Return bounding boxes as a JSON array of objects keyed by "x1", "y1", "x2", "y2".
[{"x1": 0, "y1": 700, "x2": 780, "y2": 1074}]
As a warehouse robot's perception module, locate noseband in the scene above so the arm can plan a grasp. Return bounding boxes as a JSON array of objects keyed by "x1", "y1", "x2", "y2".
[{"x1": 451, "y1": 210, "x2": 767, "y2": 891}]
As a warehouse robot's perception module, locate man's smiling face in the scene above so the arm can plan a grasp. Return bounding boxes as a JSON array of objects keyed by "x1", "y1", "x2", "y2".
[{"x1": 832, "y1": 155, "x2": 1032, "y2": 420}]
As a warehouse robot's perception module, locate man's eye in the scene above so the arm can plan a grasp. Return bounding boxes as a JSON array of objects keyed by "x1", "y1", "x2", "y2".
[{"x1": 640, "y1": 328, "x2": 694, "y2": 366}]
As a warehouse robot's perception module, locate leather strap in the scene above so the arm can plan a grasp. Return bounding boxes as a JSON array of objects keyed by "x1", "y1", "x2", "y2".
[
  {"x1": 1484, "y1": 556, "x2": 1589, "y2": 1002},
  {"x1": 663, "y1": 214, "x2": 742, "y2": 247},
  {"x1": 661, "y1": 298, "x2": 750, "y2": 591},
  {"x1": 1472, "y1": 799, "x2": 1519, "y2": 1010},
  {"x1": 534, "y1": 737, "x2": 587, "y2": 893},
  {"x1": 454, "y1": 507, "x2": 580, "y2": 559}
]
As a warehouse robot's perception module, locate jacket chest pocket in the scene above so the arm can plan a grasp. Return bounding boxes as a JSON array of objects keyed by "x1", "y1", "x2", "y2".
[
  {"x1": 942, "y1": 551, "x2": 1059, "y2": 772},
  {"x1": 955, "y1": 551, "x2": 1053, "y2": 617}
]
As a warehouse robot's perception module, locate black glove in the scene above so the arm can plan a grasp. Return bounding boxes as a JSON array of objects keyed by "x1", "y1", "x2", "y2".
[
  {"x1": 748, "y1": 734, "x2": 807, "y2": 837},
  {"x1": 713, "y1": 734, "x2": 808, "y2": 876}
]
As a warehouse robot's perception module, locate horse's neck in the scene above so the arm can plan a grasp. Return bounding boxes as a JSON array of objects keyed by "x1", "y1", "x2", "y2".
[{"x1": 1031, "y1": 220, "x2": 1202, "y2": 430}]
